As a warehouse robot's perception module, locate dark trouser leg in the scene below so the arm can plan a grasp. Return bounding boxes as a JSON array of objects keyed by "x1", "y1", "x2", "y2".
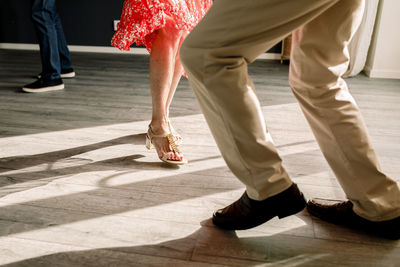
[
  {"x1": 54, "y1": 11, "x2": 73, "y2": 71},
  {"x1": 31, "y1": 0, "x2": 61, "y2": 81}
]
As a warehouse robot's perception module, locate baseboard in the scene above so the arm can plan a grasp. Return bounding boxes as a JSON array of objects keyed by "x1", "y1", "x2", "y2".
[
  {"x1": 257, "y1": 53, "x2": 281, "y2": 60},
  {"x1": 0, "y1": 43, "x2": 148, "y2": 55},
  {"x1": 364, "y1": 66, "x2": 400, "y2": 79},
  {"x1": 0, "y1": 43, "x2": 281, "y2": 60}
]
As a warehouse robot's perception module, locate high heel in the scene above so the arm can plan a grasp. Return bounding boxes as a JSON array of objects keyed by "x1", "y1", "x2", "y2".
[
  {"x1": 145, "y1": 132, "x2": 154, "y2": 150},
  {"x1": 146, "y1": 125, "x2": 187, "y2": 165}
]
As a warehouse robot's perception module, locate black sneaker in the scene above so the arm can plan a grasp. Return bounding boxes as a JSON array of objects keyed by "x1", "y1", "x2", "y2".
[
  {"x1": 22, "y1": 78, "x2": 64, "y2": 93},
  {"x1": 37, "y1": 69, "x2": 75, "y2": 79}
]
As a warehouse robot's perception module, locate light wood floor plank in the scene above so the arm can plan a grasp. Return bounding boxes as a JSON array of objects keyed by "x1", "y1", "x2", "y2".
[{"x1": 0, "y1": 49, "x2": 399, "y2": 266}]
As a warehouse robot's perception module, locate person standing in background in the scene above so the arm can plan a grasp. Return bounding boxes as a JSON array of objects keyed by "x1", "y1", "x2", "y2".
[{"x1": 23, "y1": 0, "x2": 75, "y2": 93}]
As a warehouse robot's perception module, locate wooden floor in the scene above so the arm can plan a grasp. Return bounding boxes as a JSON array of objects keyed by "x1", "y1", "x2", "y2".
[{"x1": 0, "y1": 49, "x2": 399, "y2": 266}]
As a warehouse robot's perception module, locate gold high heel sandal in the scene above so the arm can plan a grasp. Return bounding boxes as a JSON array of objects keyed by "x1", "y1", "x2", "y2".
[{"x1": 145, "y1": 126, "x2": 187, "y2": 165}]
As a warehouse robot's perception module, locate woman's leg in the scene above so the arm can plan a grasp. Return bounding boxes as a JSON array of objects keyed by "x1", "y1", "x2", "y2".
[
  {"x1": 149, "y1": 25, "x2": 184, "y2": 160},
  {"x1": 166, "y1": 33, "x2": 186, "y2": 115}
]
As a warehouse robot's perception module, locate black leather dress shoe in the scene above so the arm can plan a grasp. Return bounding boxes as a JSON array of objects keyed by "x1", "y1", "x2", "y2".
[
  {"x1": 212, "y1": 183, "x2": 306, "y2": 230},
  {"x1": 307, "y1": 198, "x2": 400, "y2": 240}
]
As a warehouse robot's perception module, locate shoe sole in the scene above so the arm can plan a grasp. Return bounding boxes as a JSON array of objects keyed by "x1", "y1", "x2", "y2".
[
  {"x1": 37, "y1": 72, "x2": 75, "y2": 79},
  {"x1": 22, "y1": 84, "x2": 65, "y2": 93},
  {"x1": 160, "y1": 157, "x2": 188, "y2": 165},
  {"x1": 61, "y1": 72, "x2": 75, "y2": 78}
]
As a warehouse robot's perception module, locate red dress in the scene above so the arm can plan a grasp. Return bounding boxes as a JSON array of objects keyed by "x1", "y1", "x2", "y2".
[{"x1": 111, "y1": 0, "x2": 212, "y2": 52}]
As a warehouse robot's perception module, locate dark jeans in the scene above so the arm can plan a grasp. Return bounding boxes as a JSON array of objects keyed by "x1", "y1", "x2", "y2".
[{"x1": 31, "y1": 0, "x2": 72, "y2": 81}]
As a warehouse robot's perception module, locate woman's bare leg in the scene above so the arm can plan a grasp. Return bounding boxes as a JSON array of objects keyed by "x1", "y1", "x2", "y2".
[
  {"x1": 149, "y1": 24, "x2": 185, "y2": 160},
  {"x1": 166, "y1": 33, "x2": 186, "y2": 115}
]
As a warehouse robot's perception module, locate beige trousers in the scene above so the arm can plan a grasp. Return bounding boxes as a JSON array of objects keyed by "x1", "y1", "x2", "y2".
[{"x1": 180, "y1": 0, "x2": 400, "y2": 221}]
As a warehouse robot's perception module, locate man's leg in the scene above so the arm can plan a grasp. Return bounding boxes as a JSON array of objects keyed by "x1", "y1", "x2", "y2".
[
  {"x1": 24, "y1": 0, "x2": 64, "y2": 92},
  {"x1": 180, "y1": 0, "x2": 340, "y2": 229},
  {"x1": 181, "y1": 0, "x2": 338, "y2": 201},
  {"x1": 54, "y1": 10, "x2": 74, "y2": 73},
  {"x1": 31, "y1": 0, "x2": 61, "y2": 81},
  {"x1": 181, "y1": 0, "x2": 400, "y2": 235},
  {"x1": 289, "y1": 1, "x2": 400, "y2": 222}
]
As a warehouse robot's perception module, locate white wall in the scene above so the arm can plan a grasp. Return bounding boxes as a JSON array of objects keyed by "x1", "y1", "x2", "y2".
[{"x1": 365, "y1": 0, "x2": 400, "y2": 79}]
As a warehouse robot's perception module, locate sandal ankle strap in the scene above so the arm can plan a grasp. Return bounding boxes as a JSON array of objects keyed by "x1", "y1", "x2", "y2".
[{"x1": 147, "y1": 126, "x2": 169, "y2": 139}]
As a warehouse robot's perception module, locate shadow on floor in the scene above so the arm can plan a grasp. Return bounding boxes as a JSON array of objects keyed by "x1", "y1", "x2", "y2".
[{"x1": 2, "y1": 222, "x2": 398, "y2": 267}]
